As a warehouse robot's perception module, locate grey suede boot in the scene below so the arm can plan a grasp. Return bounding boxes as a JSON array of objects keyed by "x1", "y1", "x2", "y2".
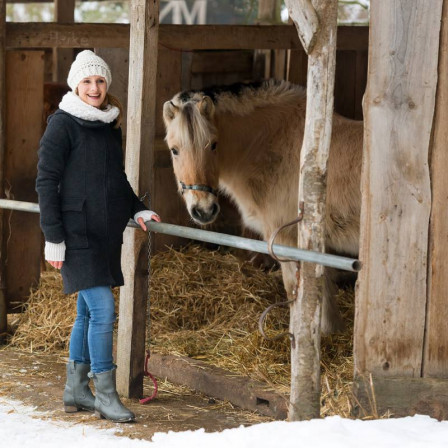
[
  {"x1": 63, "y1": 361, "x2": 95, "y2": 413},
  {"x1": 90, "y1": 368, "x2": 135, "y2": 423}
]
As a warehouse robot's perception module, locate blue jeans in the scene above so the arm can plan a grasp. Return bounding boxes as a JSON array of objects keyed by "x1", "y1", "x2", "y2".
[{"x1": 68, "y1": 286, "x2": 116, "y2": 374}]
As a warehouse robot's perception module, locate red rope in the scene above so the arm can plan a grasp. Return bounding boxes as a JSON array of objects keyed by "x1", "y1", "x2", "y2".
[{"x1": 139, "y1": 350, "x2": 158, "y2": 404}]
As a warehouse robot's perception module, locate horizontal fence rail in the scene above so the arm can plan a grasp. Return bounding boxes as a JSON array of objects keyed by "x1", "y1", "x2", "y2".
[{"x1": 0, "y1": 199, "x2": 361, "y2": 272}]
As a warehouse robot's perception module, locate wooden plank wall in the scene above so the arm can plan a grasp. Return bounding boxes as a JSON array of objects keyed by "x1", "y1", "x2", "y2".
[
  {"x1": 4, "y1": 51, "x2": 44, "y2": 312},
  {"x1": 354, "y1": 0, "x2": 442, "y2": 381},
  {"x1": 424, "y1": 0, "x2": 448, "y2": 379}
]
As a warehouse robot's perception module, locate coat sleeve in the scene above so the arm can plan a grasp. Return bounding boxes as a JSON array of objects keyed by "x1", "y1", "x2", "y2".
[{"x1": 35, "y1": 115, "x2": 71, "y2": 243}]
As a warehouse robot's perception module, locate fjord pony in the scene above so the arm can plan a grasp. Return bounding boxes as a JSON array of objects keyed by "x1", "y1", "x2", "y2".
[{"x1": 163, "y1": 80, "x2": 363, "y2": 333}]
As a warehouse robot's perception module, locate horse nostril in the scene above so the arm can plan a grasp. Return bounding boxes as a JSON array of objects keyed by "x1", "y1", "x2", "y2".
[
  {"x1": 211, "y1": 203, "x2": 219, "y2": 216},
  {"x1": 191, "y1": 206, "x2": 203, "y2": 221},
  {"x1": 191, "y1": 204, "x2": 219, "y2": 223}
]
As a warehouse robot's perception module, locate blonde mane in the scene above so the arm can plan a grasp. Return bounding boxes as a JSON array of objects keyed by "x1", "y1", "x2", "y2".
[
  {"x1": 170, "y1": 101, "x2": 217, "y2": 164},
  {"x1": 173, "y1": 80, "x2": 306, "y2": 117}
]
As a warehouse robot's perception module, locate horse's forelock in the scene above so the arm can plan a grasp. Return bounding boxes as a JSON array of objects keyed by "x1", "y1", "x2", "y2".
[{"x1": 177, "y1": 101, "x2": 215, "y2": 158}]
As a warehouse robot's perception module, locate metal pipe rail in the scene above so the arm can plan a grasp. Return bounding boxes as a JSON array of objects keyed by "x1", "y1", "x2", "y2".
[{"x1": 0, "y1": 198, "x2": 361, "y2": 272}]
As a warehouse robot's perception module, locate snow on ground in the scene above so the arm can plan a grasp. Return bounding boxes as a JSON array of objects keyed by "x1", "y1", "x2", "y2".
[{"x1": 2, "y1": 396, "x2": 448, "y2": 448}]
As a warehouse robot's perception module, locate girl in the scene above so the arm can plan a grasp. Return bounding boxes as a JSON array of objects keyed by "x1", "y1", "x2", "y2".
[{"x1": 36, "y1": 50, "x2": 160, "y2": 423}]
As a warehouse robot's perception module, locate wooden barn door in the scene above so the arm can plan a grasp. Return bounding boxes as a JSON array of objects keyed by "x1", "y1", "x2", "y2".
[{"x1": 4, "y1": 51, "x2": 44, "y2": 312}]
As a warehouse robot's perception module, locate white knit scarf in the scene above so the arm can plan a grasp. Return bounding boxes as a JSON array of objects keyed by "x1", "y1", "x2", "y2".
[{"x1": 59, "y1": 91, "x2": 120, "y2": 123}]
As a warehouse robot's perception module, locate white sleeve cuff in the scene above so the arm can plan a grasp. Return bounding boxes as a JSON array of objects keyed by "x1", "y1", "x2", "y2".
[
  {"x1": 134, "y1": 210, "x2": 159, "y2": 223},
  {"x1": 45, "y1": 241, "x2": 66, "y2": 262}
]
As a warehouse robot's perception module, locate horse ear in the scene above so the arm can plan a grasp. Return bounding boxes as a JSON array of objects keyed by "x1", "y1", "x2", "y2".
[
  {"x1": 199, "y1": 96, "x2": 214, "y2": 118},
  {"x1": 163, "y1": 101, "x2": 179, "y2": 124}
]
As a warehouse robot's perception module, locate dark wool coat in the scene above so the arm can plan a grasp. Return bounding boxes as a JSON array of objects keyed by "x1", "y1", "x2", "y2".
[{"x1": 36, "y1": 110, "x2": 146, "y2": 294}]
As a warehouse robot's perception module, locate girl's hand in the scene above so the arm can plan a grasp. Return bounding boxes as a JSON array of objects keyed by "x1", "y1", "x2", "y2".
[
  {"x1": 137, "y1": 213, "x2": 161, "y2": 232},
  {"x1": 48, "y1": 260, "x2": 63, "y2": 270}
]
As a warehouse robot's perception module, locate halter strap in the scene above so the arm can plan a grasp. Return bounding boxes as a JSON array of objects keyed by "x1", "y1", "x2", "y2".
[{"x1": 179, "y1": 181, "x2": 217, "y2": 197}]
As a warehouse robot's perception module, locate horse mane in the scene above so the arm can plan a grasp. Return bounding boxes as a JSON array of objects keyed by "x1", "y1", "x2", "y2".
[
  {"x1": 168, "y1": 80, "x2": 305, "y2": 162},
  {"x1": 172, "y1": 100, "x2": 217, "y2": 163},
  {"x1": 176, "y1": 79, "x2": 306, "y2": 117}
]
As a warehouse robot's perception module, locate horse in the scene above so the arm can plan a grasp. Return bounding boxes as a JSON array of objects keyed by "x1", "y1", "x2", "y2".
[{"x1": 163, "y1": 80, "x2": 363, "y2": 334}]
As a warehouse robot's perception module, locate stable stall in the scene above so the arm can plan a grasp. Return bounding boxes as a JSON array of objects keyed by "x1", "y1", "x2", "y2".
[{"x1": 1, "y1": 0, "x2": 447, "y2": 422}]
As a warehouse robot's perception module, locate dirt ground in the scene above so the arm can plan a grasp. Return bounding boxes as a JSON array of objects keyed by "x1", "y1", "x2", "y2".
[{"x1": 0, "y1": 346, "x2": 272, "y2": 441}]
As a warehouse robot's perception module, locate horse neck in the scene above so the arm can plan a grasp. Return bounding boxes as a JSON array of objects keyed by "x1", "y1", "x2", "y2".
[
  {"x1": 215, "y1": 111, "x2": 256, "y2": 169},
  {"x1": 214, "y1": 98, "x2": 303, "y2": 187}
]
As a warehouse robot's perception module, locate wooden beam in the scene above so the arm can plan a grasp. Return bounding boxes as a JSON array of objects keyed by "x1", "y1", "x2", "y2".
[
  {"x1": 424, "y1": 0, "x2": 448, "y2": 378},
  {"x1": 0, "y1": 0, "x2": 6, "y2": 340},
  {"x1": 53, "y1": 0, "x2": 75, "y2": 82},
  {"x1": 5, "y1": 23, "x2": 369, "y2": 51},
  {"x1": 148, "y1": 353, "x2": 288, "y2": 419},
  {"x1": 289, "y1": 0, "x2": 338, "y2": 421},
  {"x1": 6, "y1": 0, "x2": 109, "y2": 2},
  {"x1": 116, "y1": 0, "x2": 159, "y2": 399},
  {"x1": 353, "y1": 376, "x2": 448, "y2": 420},
  {"x1": 354, "y1": 1, "x2": 443, "y2": 378}
]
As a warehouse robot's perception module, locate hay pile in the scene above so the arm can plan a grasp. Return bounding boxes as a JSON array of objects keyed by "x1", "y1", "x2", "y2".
[{"x1": 8, "y1": 244, "x2": 355, "y2": 417}]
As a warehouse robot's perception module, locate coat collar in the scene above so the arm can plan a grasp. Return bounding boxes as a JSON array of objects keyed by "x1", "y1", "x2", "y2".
[{"x1": 59, "y1": 91, "x2": 119, "y2": 124}]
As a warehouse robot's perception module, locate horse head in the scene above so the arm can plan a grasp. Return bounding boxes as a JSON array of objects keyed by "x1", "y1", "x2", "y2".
[{"x1": 163, "y1": 93, "x2": 220, "y2": 225}]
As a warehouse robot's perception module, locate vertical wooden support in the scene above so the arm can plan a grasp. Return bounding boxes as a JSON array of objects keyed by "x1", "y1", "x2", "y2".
[
  {"x1": 5, "y1": 52, "x2": 44, "y2": 310},
  {"x1": 424, "y1": 0, "x2": 448, "y2": 378},
  {"x1": 285, "y1": 0, "x2": 338, "y2": 420},
  {"x1": 258, "y1": 0, "x2": 278, "y2": 22},
  {"x1": 117, "y1": 0, "x2": 159, "y2": 398},
  {"x1": 53, "y1": 0, "x2": 75, "y2": 82},
  {"x1": 0, "y1": 0, "x2": 6, "y2": 340},
  {"x1": 355, "y1": 0, "x2": 442, "y2": 381},
  {"x1": 254, "y1": 0, "x2": 280, "y2": 80}
]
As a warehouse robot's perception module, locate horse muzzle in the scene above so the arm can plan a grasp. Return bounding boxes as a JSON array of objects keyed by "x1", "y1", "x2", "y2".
[
  {"x1": 190, "y1": 202, "x2": 220, "y2": 225},
  {"x1": 179, "y1": 180, "x2": 220, "y2": 224}
]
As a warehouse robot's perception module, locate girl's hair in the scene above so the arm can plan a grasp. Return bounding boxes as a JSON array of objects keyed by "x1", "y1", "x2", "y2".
[{"x1": 102, "y1": 93, "x2": 123, "y2": 129}]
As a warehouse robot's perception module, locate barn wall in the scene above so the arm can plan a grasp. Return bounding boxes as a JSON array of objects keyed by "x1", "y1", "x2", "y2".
[{"x1": 4, "y1": 51, "x2": 44, "y2": 312}]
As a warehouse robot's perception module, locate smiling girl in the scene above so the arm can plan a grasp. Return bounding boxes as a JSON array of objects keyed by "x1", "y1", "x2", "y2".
[{"x1": 36, "y1": 50, "x2": 160, "y2": 423}]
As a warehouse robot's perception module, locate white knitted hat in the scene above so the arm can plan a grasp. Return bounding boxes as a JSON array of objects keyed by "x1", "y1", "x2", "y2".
[{"x1": 67, "y1": 50, "x2": 112, "y2": 92}]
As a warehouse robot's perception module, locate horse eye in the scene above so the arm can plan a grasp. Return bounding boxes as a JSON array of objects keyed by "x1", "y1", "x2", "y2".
[
  {"x1": 171, "y1": 148, "x2": 179, "y2": 156},
  {"x1": 211, "y1": 142, "x2": 218, "y2": 151}
]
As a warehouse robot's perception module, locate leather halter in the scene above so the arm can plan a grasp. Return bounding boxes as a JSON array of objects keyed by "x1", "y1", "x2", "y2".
[{"x1": 179, "y1": 181, "x2": 217, "y2": 197}]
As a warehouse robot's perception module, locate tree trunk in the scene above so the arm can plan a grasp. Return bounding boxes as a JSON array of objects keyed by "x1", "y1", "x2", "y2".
[{"x1": 286, "y1": 0, "x2": 338, "y2": 421}]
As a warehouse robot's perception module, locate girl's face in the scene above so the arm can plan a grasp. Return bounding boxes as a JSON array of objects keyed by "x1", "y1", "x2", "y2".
[{"x1": 77, "y1": 75, "x2": 107, "y2": 108}]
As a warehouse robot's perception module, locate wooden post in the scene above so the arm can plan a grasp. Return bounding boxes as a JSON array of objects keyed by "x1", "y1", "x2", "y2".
[
  {"x1": 355, "y1": 0, "x2": 442, "y2": 380},
  {"x1": 53, "y1": 0, "x2": 75, "y2": 82},
  {"x1": 254, "y1": 0, "x2": 283, "y2": 80},
  {"x1": 258, "y1": 0, "x2": 281, "y2": 23},
  {"x1": 284, "y1": 0, "x2": 338, "y2": 420},
  {"x1": 5, "y1": 52, "x2": 44, "y2": 310},
  {"x1": 425, "y1": 0, "x2": 448, "y2": 379},
  {"x1": 0, "y1": 0, "x2": 6, "y2": 340},
  {"x1": 116, "y1": 0, "x2": 159, "y2": 398}
]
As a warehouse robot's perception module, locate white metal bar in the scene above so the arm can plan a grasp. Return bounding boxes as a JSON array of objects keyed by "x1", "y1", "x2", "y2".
[{"x1": 0, "y1": 198, "x2": 361, "y2": 272}]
